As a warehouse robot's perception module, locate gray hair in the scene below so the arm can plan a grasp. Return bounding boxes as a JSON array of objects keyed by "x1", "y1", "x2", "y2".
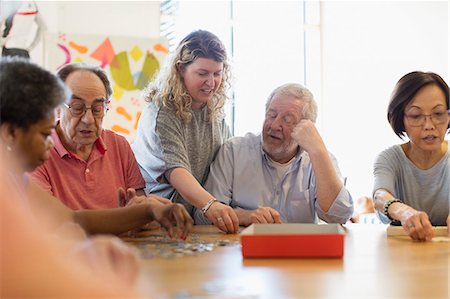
[
  {"x1": 56, "y1": 63, "x2": 113, "y2": 99},
  {"x1": 265, "y1": 83, "x2": 317, "y2": 122}
]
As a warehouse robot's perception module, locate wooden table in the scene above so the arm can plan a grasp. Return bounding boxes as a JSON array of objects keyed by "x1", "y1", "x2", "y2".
[{"x1": 124, "y1": 224, "x2": 449, "y2": 298}]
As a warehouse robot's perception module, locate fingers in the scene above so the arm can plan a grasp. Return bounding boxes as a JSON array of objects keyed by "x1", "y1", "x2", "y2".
[
  {"x1": 269, "y1": 208, "x2": 282, "y2": 224},
  {"x1": 148, "y1": 194, "x2": 172, "y2": 205},
  {"x1": 117, "y1": 187, "x2": 127, "y2": 207},
  {"x1": 126, "y1": 194, "x2": 165, "y2": 207},
  {"x1": 140, "y1": 220, "x2": 161, "y2": 230},
  {"x1": 420, "y1": 214, "x2": 434, "y2": 241},
  {"x1": 230, "y1": 209, "x2": 240, "y2": 232},
  {"x1": 155, "y1": 203, "x2": 193, "y2": 239},
  {"x1": 170, "y1": 203, "x2": 193, "y2": 240},
  {"x1": 126, "y1": 188, "x2": 137, "y2": 200},
  {"x1": 261, "y1": 207, "x2": 281, "y2": 223},
  {"x1": 251, "y1": 207, "x2": 281, "y2": 224},
  {"x1": 213, "y1": 213, "x2": 232, "y2": 233},
  {"x1": 159, "y1": 217, "x2": 175, "y2": 238},
  {"x1": 404, "y1": 212, "x2": 433, "y2": 241},
  {"x1": 207, "y1": 203, "x2": 239, "y2": 234},
  {"x1": 220, "y1": 212, "x2": 239, "y2": 233}
]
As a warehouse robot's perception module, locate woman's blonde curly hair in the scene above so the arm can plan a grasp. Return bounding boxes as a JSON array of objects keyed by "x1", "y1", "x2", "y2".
[{"x1": 144, "y1": 30, "x2": 231, "y2": 123}]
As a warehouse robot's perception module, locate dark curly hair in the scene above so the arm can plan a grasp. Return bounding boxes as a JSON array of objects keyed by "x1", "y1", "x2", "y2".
[
  {"x1": 0, "y1": 57, "x2": 69, "y2": 129},
  {"x1": 388, "y1": 71, "x2": 450, "y2": 138}
]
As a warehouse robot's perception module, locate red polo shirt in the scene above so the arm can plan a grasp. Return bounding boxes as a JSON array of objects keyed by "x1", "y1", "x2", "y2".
[{"x1": 30, "y1": 129, "x2": 145, "y2": 210}]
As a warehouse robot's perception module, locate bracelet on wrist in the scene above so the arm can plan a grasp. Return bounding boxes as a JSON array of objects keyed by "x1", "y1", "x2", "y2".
[
  {"x1": 383, "y1": 199, "x2": 402, "y2": 221},
  {"x1": 201, "y1": 198, "x2": 217, "y2": 215}
]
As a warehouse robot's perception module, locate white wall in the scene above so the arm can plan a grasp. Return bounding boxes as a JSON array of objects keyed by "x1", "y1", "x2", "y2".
[
  {"x1": 25, "y1": 1, "x2": 449, "y2": 200},
  {"x1": 31, "y1": 1, "x2": 160, "y2": 63},
  {"x1": 321, "y1": 1, "x2": 449, "y2": 200}
]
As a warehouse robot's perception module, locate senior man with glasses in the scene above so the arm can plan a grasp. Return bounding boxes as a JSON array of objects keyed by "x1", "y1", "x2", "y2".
[{"x1": 30, "y1": 63, "x2": 164, "y2": 210}]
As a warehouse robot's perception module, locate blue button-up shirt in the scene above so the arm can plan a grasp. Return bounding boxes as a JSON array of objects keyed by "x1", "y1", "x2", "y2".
[{"x1": 194, "y1": 133, "x2": 353, "y2": 224}]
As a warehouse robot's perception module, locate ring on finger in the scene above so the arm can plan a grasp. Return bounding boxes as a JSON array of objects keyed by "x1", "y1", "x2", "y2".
[{"x1": 217, "y1": 217, "x2": 224, "y2": 222}]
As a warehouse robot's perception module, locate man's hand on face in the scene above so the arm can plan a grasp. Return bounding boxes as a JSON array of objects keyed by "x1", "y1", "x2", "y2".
[{"x1": 291, "y1": 119, "x2": 326, "y2": 154}]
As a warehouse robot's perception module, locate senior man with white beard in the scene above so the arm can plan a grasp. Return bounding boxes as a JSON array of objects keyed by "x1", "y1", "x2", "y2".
[{"x1": 195, "y1": 83, "x2": 353, "y2": 226}]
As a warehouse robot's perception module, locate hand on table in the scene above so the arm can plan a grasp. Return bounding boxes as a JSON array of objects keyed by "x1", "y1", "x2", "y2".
[
  {"x1": 236, "y1": 207, "x2": 282, "y2": 226},
  {"x1": 205, "y1": 201, "x2": 239, "y2": 234},
  {"x1": 400, "y1": 208, "x2": 434, "y2": 241},
  {"x1": 118, "y1": 187, "x2": 171, "y2": 230},
  {"x1": 148, "y1": 201, "x2": 193, "y2": 239}
]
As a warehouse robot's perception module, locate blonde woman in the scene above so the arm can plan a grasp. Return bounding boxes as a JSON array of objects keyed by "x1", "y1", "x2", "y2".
[{"x1": 132, "y1": 30, "x2": 239, "y2": 233}]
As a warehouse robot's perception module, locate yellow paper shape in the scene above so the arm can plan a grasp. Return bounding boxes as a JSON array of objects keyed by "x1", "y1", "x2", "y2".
[{"x1": 130, "y1": 45, "x2": 143, "y2": 61}]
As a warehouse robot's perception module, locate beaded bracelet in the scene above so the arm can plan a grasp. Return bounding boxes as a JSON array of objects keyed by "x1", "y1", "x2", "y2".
[{"x1": 383, "y1": 199, "x2": 402, "y2": 221}]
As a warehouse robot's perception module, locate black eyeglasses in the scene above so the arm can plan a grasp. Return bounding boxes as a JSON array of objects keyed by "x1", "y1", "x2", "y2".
[{"x1": 63, "y1": 101, "x2": 108, "y2": 118}]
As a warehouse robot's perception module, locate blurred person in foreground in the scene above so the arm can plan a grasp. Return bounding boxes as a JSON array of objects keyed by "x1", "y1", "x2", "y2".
[
  {"x1": 0, "y1": 149, "x2": 149, "y2": 298},
  {"x1": 0, "y1": 57, "x2": 192, "y2": 295},
  {"x1": 0, "y1": 57, "x2": 164, "y2": 298}
]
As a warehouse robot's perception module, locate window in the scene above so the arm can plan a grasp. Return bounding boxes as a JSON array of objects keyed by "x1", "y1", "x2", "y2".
[{"x1": 160, "y1": 1, "x2": 321, "y2": 135}]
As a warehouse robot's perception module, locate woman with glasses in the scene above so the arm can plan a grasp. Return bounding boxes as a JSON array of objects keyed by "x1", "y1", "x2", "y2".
[
  {"x1": 373, "y1": 71, "x2": 450, "y2": 241},
  {"x1": 132, "y1": 30, "x2": 239, "y2": 233},
  {"x1": 30, "y1": 63, "x2": 170, "y2": 211}
]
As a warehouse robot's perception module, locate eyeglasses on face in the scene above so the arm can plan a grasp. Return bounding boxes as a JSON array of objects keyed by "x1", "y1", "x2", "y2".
[
  {"x1": 63, "y1": 101, "x2": 108, "y2": 118},
  {"x1": 404, "y1": 109, "x2": 450, "y2": 127}
]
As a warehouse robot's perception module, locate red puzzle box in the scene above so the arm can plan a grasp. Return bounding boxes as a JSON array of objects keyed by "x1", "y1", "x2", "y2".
[{"x1": 240, "y1": 223, "x2": 345, "y2": 258}]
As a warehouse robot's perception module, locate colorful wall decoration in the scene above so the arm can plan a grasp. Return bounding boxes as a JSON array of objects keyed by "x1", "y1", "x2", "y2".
[{"x1": 44, "y1": 32, "x2": 168, "y2": 142}]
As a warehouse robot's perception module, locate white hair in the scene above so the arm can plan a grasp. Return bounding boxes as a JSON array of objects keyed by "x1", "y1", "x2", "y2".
[{"x1": 265, "y1": 83, "x2": 318, "y2": 122}]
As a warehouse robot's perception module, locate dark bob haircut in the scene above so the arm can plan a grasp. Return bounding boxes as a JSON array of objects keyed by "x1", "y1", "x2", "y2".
[
  {"x1": 56, "y1": 62, "x2": 113, "y2": 99},
  {"x1": 387, "y1": 71, "x2": 450, "y2": 139},
  {"x1": 0, "y1": 57, "x2": 69, "y2": 129}
]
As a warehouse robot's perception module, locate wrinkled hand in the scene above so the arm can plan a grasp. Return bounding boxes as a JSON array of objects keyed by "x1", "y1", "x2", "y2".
[
  {"x1": 400, "y1": 209, "x2": 434, "y2": 241},
  {"x1": 149, "y1": 201, "x2": 193, "y2": 239},
  {"x1": 291, "y1": 120, "x2": 326, "y2": 154},
  {"x1": 70, "y1": 236, "x2": 141, "y2": 287},
  {"x1": 205, "y1": 202, "x2": 239, "y2": 234},
  {"x1": 237, "y1": 207, "x2": 282, "y2": 226}
]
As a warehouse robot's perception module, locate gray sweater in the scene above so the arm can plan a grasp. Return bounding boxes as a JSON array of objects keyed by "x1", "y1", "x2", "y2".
[
  {"x1": 373, "y1": 144, "x2": 450, "y2": 225},
  {"x1": 132, "y1": 102, "x2": 231, "y2": 215}
]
